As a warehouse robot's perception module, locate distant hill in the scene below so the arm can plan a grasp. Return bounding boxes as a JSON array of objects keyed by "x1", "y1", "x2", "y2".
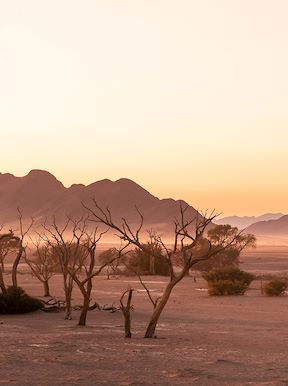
[
  {"x1": 244, "y1": 215, "x2": 288, "y2": 245},
  {"x1": 215, "y1": 213, "x2": 285, "y2": 229},
  {"x1": 0, "y1": 169, "x2": 203, "y2": 239}
]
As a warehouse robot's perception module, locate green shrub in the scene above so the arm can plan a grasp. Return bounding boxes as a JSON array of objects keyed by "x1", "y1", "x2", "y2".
[
  {"x1": 0, "y1": 286, "x2": 43, "y2": 314},
  {"x1": 203, "y1": 267, "x2": 255, "y2": 296},
  {"x1": 263, "y1": 278, "x2": 288, "y2": 296}
]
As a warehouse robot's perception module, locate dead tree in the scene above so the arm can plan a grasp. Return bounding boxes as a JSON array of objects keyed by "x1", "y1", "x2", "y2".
[
  {"x1": 25, "y1": 238, "x2": 58, "y2": 297},
  {"x1": 83, "y1": 200, "x2": 255, "y2": 338},
  {"x1": 120, "y1": 288, "x2": 134, "y2": 338},
  {"x1": 41, "y1": 217, "x2": 125, "y2": 325},
  {"x1": 0, "y1": 229, "x2": 18, "y2": 273},
  {"x1": 0, "y1": 230, "x2": 17, "y2": 293},
  {"x1": 65, "y1": 219, "x2": 102, "y2": 326},
  {"x1": 0, "y1": 229, "x2": 23, "y2": 291},
  {"x1": 67, "y1": 223, "x2": 129, "y2": 326},
  {"x1": 41, "y1": 218, "x2": 86, "y2": 320},
  {"x1": 11, "y1": 210, "x2": 34, "y2": 288},
  {"x1": 0, "y1": 212, "x2": 33, "y2": 291}
]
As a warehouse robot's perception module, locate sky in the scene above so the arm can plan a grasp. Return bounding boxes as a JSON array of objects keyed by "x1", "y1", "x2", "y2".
[{"x1": 1, "y1": 0, "x2": 288, "y2": 217}]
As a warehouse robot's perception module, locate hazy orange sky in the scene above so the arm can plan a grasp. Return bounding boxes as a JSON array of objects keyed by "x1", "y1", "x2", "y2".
[{"x1": 1, "y1": 1, "x2": 288, "y2": 216}]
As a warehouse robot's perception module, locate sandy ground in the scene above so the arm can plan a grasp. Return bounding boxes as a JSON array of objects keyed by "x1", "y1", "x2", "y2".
[{"x1": 1, "y1": 247, "x2": 288, "y2": 385}]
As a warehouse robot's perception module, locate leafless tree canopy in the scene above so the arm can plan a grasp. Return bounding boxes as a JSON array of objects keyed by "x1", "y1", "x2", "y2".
[
  {"x1": 0, "y1": 211, "x2": 34, "y2": 293},
  {"x1": 37, "y1": 216, "x2": 128, "y2": 325},
  {"x1": 83, "y1": 200, "x2": 255, "y2": 338}
]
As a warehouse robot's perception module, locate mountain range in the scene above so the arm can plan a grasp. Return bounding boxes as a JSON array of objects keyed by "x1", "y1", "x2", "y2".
[
  {"x1": 216, "y1": 214, "x2": 288, "y2": 245},
  {"x1": 1, "y1": 169, "x2": 287, "y2": 244},
  {"x1": 215, "y1": 213, "x2": 285, "y2": 229},
  {"x1": 0, "y1": 169, "x2": 200, "y2": 238},
  {"x1": 245, "y1": 215, "x2": 288, "y2": 244}
]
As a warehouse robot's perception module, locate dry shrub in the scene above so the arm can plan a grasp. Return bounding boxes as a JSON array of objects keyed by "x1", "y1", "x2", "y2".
[
  {"x1": 0, "y1": 286, "x2": 43, "y2": 314},
  {"x1": 203, "y1": 267, "x2": 255, "y2": 296},
  {"x1": 263, "y1": 278, "x2": 288, "y2": 296}
]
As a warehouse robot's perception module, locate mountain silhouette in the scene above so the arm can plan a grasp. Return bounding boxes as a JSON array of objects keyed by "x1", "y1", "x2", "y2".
[
  {"x1": 246, "y1": 215, "x2": 288, "y2": 239},
  {"x1": 0, "y1": 170, "x2": 202, "y2": 238},
  {"x1": 215, "y1": 213, "x2": 285, "y2": 229}
]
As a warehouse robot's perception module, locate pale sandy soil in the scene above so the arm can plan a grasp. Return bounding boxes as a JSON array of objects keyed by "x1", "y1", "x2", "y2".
[{"x1": 1, "y1": 247, "x2": 288, "y2": 386}]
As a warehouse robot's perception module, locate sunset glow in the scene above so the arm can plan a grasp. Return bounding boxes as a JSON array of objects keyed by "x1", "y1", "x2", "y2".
[{"x1": 1, "y1": 0, "x2": 288, "y2": 216}]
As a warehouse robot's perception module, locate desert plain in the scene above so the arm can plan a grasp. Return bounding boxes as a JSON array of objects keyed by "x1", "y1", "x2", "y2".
[{"x1": 1, "y1": 245, "x2": 288, "y2": 386}]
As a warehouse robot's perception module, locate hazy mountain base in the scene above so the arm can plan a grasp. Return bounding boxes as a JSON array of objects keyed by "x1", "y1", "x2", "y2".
[
  {"x1": 0, "y1": 170, "x2": 201, "y2": 238},
  {"x1": 1, "y1": 249, "x2": 288, "y2": 385},
  {"x1": 246, "y1": 216, "x2": 288, "y2": 246},
  {"x1": 1, "y1": 169, "x2": 287, "y2": 245}
]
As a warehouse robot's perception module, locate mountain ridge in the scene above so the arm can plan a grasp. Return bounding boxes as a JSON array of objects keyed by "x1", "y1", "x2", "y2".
[
  {"x1": 215, "y1": 213, "x2": 285, "y2": 229},
  {"x1": 0, "y1": 170, "x2": 199, "y2": 237},
  {"x1": 3, "y1": 169, "x2": 286, "y2": 243}
]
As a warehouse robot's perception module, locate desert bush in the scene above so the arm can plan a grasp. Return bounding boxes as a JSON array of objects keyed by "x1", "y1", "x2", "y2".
[
  {"x1": 0, "y1": 286, "x2": 43, "y2": 314},
  {"x1": 127, "y1": 249, "x2": 170, "y2": 276},
  {"x1": 263, "y1": 278, "x2": 288, "y2": 296},
  {"x1": 203, "y1": 267, "x2": 255, "y2": 296},
  {"x1": 124, "y1": 239, "x2": 170, "y2": 276}
]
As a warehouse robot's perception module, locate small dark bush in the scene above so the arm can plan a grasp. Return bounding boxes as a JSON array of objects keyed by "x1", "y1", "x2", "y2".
[
  {"x1": 127, "y1": 247, "x2": 170, "y2": 276},
  {"x1": 263, "y1": 278, "x2": 288, "y2": 296},
  {"x1": 203, "y1": 267, "x2": 255, "y2": 296},
  {"x1": 0, "y1": 286, "x2": 43, "y2": 314}
]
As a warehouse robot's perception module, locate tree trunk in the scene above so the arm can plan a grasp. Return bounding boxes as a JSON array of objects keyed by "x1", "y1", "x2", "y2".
[
  {"x1": 120, "y1": 289, "x2": 133, "y2": 338},
  {"x1": 64, "y1": 275, "x2": 73, "y2": 320},
  {"x1": 123, "y1": 311, "x2": 132, "y2": 338},
  {"x1": 144, "y1": 268, "x2": 188, "y2": 339},
  {"x1": 65, "y1": 292, "x2": 72, "y2": 320},
  {"x1": 12, "y1": 243, "x2": 23, "y2": 288},
  {"x1": 78, "y1": 278, "x2": 93, "y2": 326},
  {"x1": 43, "y1": 280, "x2": 50, "y2": 297},
  {"x1": 144, "y1": 280, "x2": 176, "y2": 338},
  {"x1": 78, "y1": 295, "x2": 90, "y2": 326}
]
